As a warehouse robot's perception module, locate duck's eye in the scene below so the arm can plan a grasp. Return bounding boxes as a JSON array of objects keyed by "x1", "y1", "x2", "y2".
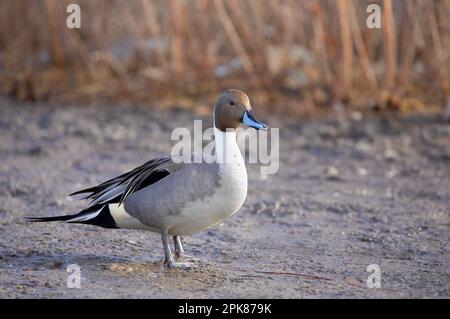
[{"x1": 230, "y1": 101, "x2": 235, "y2": 106}]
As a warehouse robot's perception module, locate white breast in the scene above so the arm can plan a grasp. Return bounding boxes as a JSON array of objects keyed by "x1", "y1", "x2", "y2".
[{"x1": 167, "y1": 128, "x2": 248, "y2": 235}]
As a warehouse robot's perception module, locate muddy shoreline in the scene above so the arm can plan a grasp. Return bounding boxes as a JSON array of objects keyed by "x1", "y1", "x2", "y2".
[{"x1": 0, "y1": 98, "x2": 449, "y2": 298}]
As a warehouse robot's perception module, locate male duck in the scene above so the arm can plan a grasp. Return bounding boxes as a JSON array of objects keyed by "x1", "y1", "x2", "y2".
[{"x1": 28, "y1": 89, "x2": 267, "y2": 268}]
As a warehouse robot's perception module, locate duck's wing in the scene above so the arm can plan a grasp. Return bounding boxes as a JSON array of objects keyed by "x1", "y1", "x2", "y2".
[{"x1": 70, "y1": 156, "x2": 183, "y2": 206}]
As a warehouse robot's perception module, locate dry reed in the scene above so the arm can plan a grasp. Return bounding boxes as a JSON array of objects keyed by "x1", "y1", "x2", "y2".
[{"x1": 0, "y1": 0, "x2": 449, "y2": 112}]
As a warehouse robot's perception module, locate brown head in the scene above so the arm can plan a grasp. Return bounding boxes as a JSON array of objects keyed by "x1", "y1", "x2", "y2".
[{"x1": 214, "y1": 89, "x2": 267, "y2": 132}]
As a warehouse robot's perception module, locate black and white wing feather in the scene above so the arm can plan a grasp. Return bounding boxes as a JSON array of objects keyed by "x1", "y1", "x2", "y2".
[{"x1": 70, "y1": 156, "x2": 181, "y2": 206}]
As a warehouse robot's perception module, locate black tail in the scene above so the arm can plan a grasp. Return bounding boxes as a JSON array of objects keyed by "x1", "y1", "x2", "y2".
[
  {"x1": 26, "y1": 204, "x2": 118, "y2": 229},
  {"x1": 26, "y1": 215, "x2": 74, "y2": 222}
]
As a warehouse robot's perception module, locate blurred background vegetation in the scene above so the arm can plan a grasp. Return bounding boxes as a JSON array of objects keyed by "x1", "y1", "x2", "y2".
[{"x1": 0, "y1": 0, "x2": 449, "y2": 115}]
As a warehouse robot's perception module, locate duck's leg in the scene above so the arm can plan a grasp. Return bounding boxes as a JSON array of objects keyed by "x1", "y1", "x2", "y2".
[
  {"x1": 161, "y1": 232, "x2": 174, "y2": 268},
  {"x1": 162, "y1": 233, "x2": 196, "y2": 269},
  {"x1": 174, "y1": 236, "x2": 201, "y2": 262},
  {"x1": 173, "y1": 236, "x2": 184, "y2": 258}
]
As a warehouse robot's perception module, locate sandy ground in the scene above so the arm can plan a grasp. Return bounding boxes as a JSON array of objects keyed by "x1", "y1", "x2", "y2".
[{"x1": 0, "y1": 97, "x2": 449, "y2": 298}]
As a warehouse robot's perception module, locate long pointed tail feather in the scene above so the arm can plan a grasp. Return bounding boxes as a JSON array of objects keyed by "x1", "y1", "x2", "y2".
[
  {"x1": 26, "y1": 215, "x2": 74, "y2": 222},
  {"x1": 26, "y1": 204, "x2": 118, "y2": 229}
]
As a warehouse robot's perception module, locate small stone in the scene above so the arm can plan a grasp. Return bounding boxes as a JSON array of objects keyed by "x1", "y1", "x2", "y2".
[
  {"x1": 27, "y1": 144, "x2": 42, "y2": 156},
  {"x1": 351, "y1": 111, "x2": 363, "y2": 121},
  {"x1": 355, "y1": 141, "x2": 372, "y2": 154},
  {"x1": 358, "y1": 167, "x2": 368, "y2": 176},
  {"x1": 386, "y1": 169, "x2": 397, "y2": 178},
  {"x1": 326, "y1": 166, "x2": 340, "y2": 180},
  {"x1": 384, "y1": 148, "x2": 398, "y2": 161}
]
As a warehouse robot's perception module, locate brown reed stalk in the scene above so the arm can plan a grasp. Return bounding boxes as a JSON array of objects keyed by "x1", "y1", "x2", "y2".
[
  {"x1": 246, "y1": 0, "x2": 265, "y2": 41},
  {"x1": 212, "y1": 0, "x2": 258, "y2": 85},
  {"x1": 227, "y1": 0, "x2": 266, "y2": 73},
  {"x1": 398, "y1": 0, "x2": 417, "y2": 89},
  {"x1": 140, "y1": 0, "x2": 168, "y2": 68},
  {"x1": 348, "y1": 0, "x2": 379, "y2": 92},
  {"x1": 280, "y1": 0, "x2": 295, "y2": 46},
  {"x1": 193, "y1": 0, "x2": 216, "y2": 84},
  {"x1": 426, "y1": 1, "x2": 449, "y2": 97},
  {"x1": 168, "y1": 0, "x2": 185, "y2": 73},
  {"x1": 310, "y1": 1, "x2": 332, "y2": 84},
  {"x1": 337, "y1": 0, "x2": 353, "y2": 97},
  {"x1": 383, "y1": 0, "x2": 397, "y2": 90},
  {"x1": 45, "y1": 0, "x2": 65, "y2": 69}
]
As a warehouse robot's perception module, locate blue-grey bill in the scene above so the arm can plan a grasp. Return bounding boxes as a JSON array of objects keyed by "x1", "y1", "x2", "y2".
[{"x1": 242, "y1": 111, "x2": 268, "y2": 130}]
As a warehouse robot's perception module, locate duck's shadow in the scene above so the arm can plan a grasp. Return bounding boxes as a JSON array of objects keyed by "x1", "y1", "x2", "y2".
[{"x1": 1, "y1": 248, "x2": 205, "y2": 275}]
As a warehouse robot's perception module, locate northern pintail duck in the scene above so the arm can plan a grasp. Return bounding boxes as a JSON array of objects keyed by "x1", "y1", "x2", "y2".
[{"x1": 28, "y1": 89, "x2": 267, "y2": 268}]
